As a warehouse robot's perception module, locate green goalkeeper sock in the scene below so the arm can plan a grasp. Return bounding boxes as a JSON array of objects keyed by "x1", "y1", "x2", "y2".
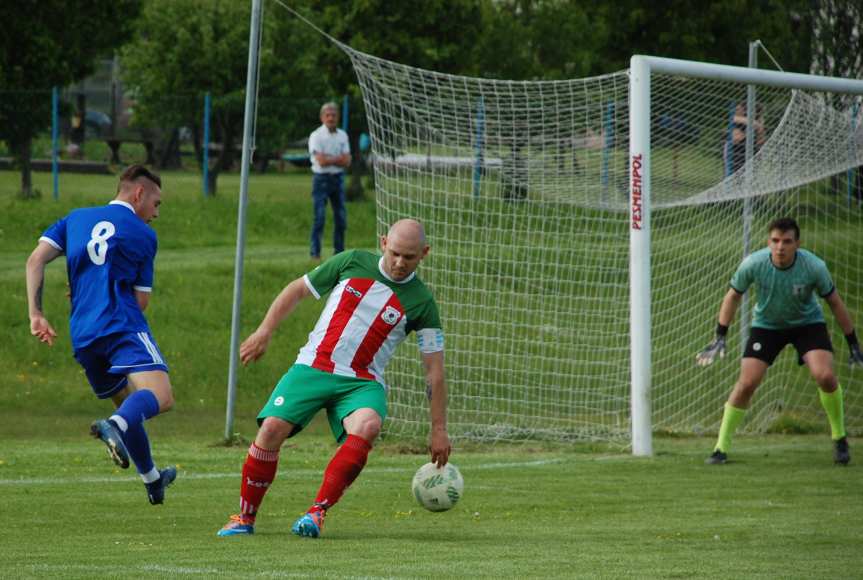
[
  {"x1": 715, "y1": 402, "x2": 746, "y2": 453},
  {"x1": 818, "y1": 384, "x2": 846, "y2": 440}
]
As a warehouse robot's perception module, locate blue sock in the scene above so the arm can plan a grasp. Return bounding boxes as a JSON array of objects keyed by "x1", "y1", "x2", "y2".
[
  {"x1": 114, "y1": 389, "x2": 160, "y2": 431},
  {"x1": 124, "y1": 422, "x2": 155, "y2": 476},
  {"x1": 109, "y1": 390, "x2": 160, "y2": 477}
]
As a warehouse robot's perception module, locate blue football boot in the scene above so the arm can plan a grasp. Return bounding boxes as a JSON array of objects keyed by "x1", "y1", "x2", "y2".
[
  {"x1": 217, "y1": 515, "x2": 256, "y2": 537},
  {"x1": 89, "y1": 419, "x2": 130, "y2": 469},
  {"x1": 291, "y1": 510, "x2": 325, "y2": 538},
  {"x1": 146, "y1": 466, "x2": 177, "y2": 505}
]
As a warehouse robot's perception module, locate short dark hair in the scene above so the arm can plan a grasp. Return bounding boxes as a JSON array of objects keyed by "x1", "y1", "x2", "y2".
[
  {"x1": 768, "y1": 217, "x2": 800, "y2": 240},
  {"x1": 118, "y1": 164, "x2": 161, "y2": 191}
]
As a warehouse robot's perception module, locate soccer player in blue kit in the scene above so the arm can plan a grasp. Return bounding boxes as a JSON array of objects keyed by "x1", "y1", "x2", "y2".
[{"x1": 25, "y1": 165, "x2": 177, "y2": 504}]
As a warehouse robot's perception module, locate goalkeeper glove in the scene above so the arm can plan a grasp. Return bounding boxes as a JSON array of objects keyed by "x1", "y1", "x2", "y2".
[
  {"x1": 696, "y1": 324, "x2": 727, "y2": 367},
  {"x1": 847, "y1": 331, "x2": 863, "y2": 368}
]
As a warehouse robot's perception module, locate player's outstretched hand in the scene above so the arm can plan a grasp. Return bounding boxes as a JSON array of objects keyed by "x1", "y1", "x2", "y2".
[
  {"x1": 429, "y1": 428, "x2": 451, "y2": 468},
  {"x1": 850, "y1": 343, "x2": 863, "y2": 368},
  {"x1": 240, "y1": 330, "x2": 271, "y2": 365},
  {"x1": 696, "y1": 336, "x2": 726, "y2": 367}
]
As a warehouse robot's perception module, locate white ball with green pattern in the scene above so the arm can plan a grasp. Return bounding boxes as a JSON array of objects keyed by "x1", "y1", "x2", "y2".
[{"x1": 411, "y1": 462, "x2": 464, "y2": 512}]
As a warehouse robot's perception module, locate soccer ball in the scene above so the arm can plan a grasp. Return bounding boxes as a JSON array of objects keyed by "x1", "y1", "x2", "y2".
[{"x1": 411, "y1": 462, "x2": 464, "y2": 512}]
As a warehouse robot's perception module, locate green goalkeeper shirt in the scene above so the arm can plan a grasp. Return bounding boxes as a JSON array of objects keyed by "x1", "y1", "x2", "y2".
[{"x1": 730, "y1": 247, "x2": 834, "y2": 330}]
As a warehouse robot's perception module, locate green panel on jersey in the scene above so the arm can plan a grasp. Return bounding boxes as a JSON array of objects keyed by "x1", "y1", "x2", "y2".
[{"x1": 307, "y1": 250, "x2": 441, "y2": 332}]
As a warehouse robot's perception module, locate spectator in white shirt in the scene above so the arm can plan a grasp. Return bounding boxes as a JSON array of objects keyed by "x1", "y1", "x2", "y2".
[{"x1": 308, "y1": 102, "x2": 351, "y2": 261}]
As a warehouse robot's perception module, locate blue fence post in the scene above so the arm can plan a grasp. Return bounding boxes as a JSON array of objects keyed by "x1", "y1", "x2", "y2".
[
  {"x1": 601, "y1": 101, "x2": 614, "y2": 200},
  {"x1": 849, "y1": 102, "x2": 859, "y2": 207},
  {"x1": 724, "y1": 100, "x2": 736, "y2": 177},
  {"x1": 342, "y1": 94, "x2": 349, "y2": 132},
  {"x1": 472, "y1": 96, "x2": 485, "y2": 198},
  {"x1": 51, "y1": 86, "x2": 59, "y2": 200},
  {"x1": 202, "y1": 92, "x2": 211, "y2": 197}
]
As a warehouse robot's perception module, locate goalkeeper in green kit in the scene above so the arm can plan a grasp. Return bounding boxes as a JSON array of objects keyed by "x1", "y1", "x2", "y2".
[{"x1": 696, "y1": 218, "x2": 863, "y2": 465}]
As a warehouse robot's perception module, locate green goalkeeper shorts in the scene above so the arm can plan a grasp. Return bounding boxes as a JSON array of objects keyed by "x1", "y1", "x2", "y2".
[{"x1": 257, "y1": 364, "x2": 387, "y2": 443}]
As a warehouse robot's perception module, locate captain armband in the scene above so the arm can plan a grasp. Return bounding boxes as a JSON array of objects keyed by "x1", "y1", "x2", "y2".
[{"x1": 417, "y1": 328, "x2": 445, "y2": 354}]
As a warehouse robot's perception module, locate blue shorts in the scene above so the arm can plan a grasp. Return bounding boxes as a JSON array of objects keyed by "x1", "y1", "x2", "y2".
[{"x1": 73, "y1": 331, "x2": 169, "y2": 399}]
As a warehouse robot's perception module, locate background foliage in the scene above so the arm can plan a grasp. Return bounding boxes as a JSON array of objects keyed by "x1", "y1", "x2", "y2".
[
  {"x1": 0, "y1": 0, "x2": 141, "y2": 196},
  {"x1": 4, "y1": 0, "x2": 859, "y2": 197}
]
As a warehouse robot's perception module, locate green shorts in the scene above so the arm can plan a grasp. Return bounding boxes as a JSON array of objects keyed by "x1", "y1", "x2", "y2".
[{"x1": 257, "y1": 364, "x2": 387, "y2": 442}]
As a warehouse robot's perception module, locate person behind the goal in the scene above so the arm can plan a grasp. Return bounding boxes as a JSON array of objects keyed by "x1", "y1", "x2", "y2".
[
  {"x1": 696, "y1": 217, "x2": 863, "y2": 465},
  {"x1": 217, "y1": 219, "x2": 451, "y2": 538}
]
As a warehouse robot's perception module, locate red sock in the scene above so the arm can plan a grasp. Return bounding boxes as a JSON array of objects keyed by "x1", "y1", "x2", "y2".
[
  {"x1": 239, "y1": 443, "x2": 280, "y2": 517},
  {"x1": 311, "y1": 435, "x2": 371, "y2": 512}
]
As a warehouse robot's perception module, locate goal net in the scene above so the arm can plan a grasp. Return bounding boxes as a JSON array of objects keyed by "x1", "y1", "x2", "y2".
[
  {"x1": 631, "y1": 58, "x2": 863, "y2": 449},
  {"x1": 344, "y1": 46, "x2": 863, "y2": 444}
]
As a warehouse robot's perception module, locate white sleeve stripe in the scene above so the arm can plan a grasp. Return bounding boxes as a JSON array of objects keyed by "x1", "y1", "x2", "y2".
[
  {"x1": 133, "y1": 286, "x2": 152, "y2": 292},
  {"x1": 303, "y1": 274, "x2": 321, "y2": 300},
  {"x1": 39, "y1": 236, "x2": 63, "y2": 251}
]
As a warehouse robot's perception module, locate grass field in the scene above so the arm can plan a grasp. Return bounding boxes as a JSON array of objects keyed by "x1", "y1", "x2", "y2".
[
  {"x1": 0, "y1": 168, "x2": 378, "y2": 424},
  {"x1": 2, "y1": 167, "x2": 862, "y2": 578},
  {"x1": 1, "y1": 426, "x2": 860, "y2": 578}
]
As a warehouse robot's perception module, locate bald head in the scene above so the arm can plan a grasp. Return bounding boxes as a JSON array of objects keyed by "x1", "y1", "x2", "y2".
[
  {"x1": 380, "y1": 219, "x2": 429, "y2": 281},
  {"x1": 387, "y1": 219, "x2": 426, "y2": 246}
]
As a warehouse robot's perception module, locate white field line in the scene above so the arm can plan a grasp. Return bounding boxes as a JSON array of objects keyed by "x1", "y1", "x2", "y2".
[
  {"x1": 27, "y1": 563, "x2": 401, "y2": 579},
  {"x1": 0, "y1": 457, "x2": 569, "y2": 487},
  {"x1": 2, "y1": 441, "x2": 816, "y2": 487}
]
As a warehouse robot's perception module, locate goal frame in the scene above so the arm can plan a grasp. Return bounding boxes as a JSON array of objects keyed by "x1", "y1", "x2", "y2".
[{"x1": 628, "y1": 55, "x2": 863, "y2": 456}]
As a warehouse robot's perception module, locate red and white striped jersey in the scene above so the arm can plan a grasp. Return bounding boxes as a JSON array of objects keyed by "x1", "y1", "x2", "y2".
[{"x1": 296, "y1": 250, "x2": 442, "y2": 386}]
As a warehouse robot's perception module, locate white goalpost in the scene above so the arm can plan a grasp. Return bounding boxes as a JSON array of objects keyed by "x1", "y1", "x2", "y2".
[
  {"x1": 339, "y1": 47, "x2": 863, "y2": 452},
  {"x1": 628, "y1": 56, "x2": 863, "y2": 455}
]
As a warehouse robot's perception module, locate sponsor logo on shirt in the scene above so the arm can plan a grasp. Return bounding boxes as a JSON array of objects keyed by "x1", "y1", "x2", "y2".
[{"x1": 346, "y1": 285, "x2": 363, "y2": 298}]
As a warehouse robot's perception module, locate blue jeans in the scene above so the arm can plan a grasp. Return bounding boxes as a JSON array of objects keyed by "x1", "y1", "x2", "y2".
[{"x1": 310, "y1": 173, "x2": 347, "y2": 258}]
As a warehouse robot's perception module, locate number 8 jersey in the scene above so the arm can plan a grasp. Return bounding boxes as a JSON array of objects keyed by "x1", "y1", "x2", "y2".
[{"x1": 40, "y1": 200, "x2": 156, "y2": 349}]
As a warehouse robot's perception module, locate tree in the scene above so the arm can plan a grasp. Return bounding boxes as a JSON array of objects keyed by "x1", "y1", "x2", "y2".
[
  {"x1": 809, "y1": 0, "x2": 863, "y2": 200},
  {"x1": 0, "y1": 0, "x2": 140, "y2": 197},
  {"x1": 475, "y1": 0, "x2": 606, "y2": 80},
  {"x1": 296, "y1": 0, "x2": 488, "y2": 198},
  {"x1": 307, "y1": 0, "x2": 486, "y2": 80},
  {"x1": 121, "y1": 0, "x2": 327, "y2": 195},
  {"x1": 594, "y1": 0, "x2": 812, "y2": 74},
  {"x1": 473, "y1": 0, "x2": 811, "y2": 79},
  {"x1": 811, "y1": 0, "x2": 862, "y2": 89}
]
